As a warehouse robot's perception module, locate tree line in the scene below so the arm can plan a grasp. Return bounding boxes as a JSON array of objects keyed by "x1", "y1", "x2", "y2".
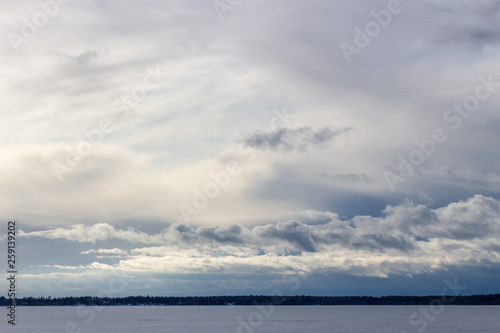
[{"x1": 1, "y1": 294, "x2": 499, "y2": 306}]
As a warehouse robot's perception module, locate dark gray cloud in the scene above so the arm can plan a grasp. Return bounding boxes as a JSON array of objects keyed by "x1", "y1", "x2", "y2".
[
  {"x1": 172, "y1": 223, "x2": 197, "y2": 243},
  {"x1": 431, "y1": 0, "x2": 500, "y2": 48},
  {"x1": 243, "y1": 126, "x2": 352, "y2": 152},
  {"x1": 196, "y1": 224, "x2": 244, "y2": 244},
  {"x1": 254, "y1": 220, "x2": 317, "y2": 252},
  {"x1": 169, "y1": 223, "x2": 244, "y2": 244},
  {"x1": 49, "y1": 47, "x2": 108, "y2": 65},
  {"x1": 352, "y1": 233, "x2": 415, "y2": 252}
]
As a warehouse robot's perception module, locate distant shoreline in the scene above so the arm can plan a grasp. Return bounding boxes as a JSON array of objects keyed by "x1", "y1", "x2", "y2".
[{"x1": 2, "y1": 294, "x2": 499, "y2": 306}]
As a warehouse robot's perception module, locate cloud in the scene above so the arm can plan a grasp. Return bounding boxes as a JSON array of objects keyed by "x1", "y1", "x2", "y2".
[
  {"x1": 196, "y1": 225, "x2": 244, "y2": 244},
  {"x1": 20, "y1": 223, "x2": 164, "y2": 244},
  {"x1": 81, "y1": 248, "x2": 129, "y2": 255},
  {"x1": 49, "y1": 47, "x2": 108, "y2": 65},
  {"x1": 3, "y1": 0, "x2": 500, "y2": 232},
  {"x1": 431, "y1": 0, "x2": 500, "y2": 48},
  {"x1": 20, "y1": 195, "x2": 500, "y2": 278},
  {"x1": 34, "y1": 265, "x2": 85, "y2": 270},
  {"x1": 243, "y1": 126, "x2": 352, "y2": 152},
  {"x1": 254, "y1": 220, "x2": 318, "y2": 252}
]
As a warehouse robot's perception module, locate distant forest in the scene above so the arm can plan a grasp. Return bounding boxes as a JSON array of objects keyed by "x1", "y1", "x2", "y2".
[{"x1": 1, "y1": 294, "x2": 500, "y2": 306}]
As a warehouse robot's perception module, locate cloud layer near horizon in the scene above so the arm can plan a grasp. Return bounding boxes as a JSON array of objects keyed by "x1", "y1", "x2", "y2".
[{"x1": 19, "y1": 195, "x2": 500, "y2": 280}]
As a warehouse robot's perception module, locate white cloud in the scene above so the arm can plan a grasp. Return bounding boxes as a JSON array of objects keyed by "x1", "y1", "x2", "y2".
[
  {"x1": 21, "y1": 223, "x2": 164, "y2": 244},
  {"x1": 81, "y1": 248, "x2": 129, "y2": 255}
]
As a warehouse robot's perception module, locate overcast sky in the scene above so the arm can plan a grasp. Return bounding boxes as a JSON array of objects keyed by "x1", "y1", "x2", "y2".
[{"x1": 1, "y1": 0, "x2": 500, "y2": 298}]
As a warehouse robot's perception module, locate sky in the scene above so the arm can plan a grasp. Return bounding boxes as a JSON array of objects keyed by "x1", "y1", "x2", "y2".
[{"x1": 1, "y1": 0, "x2": 500, "y2": 297}]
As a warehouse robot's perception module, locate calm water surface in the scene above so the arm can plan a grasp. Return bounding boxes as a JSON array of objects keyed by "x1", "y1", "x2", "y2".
[{"x1": 1, "y1": 305, "x2": 499, "y2": 332}]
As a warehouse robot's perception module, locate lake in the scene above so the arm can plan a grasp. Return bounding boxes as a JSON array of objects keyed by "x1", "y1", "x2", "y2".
[{"x1": 1, "y1": 305, "x2": 499, "y2": 332}]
